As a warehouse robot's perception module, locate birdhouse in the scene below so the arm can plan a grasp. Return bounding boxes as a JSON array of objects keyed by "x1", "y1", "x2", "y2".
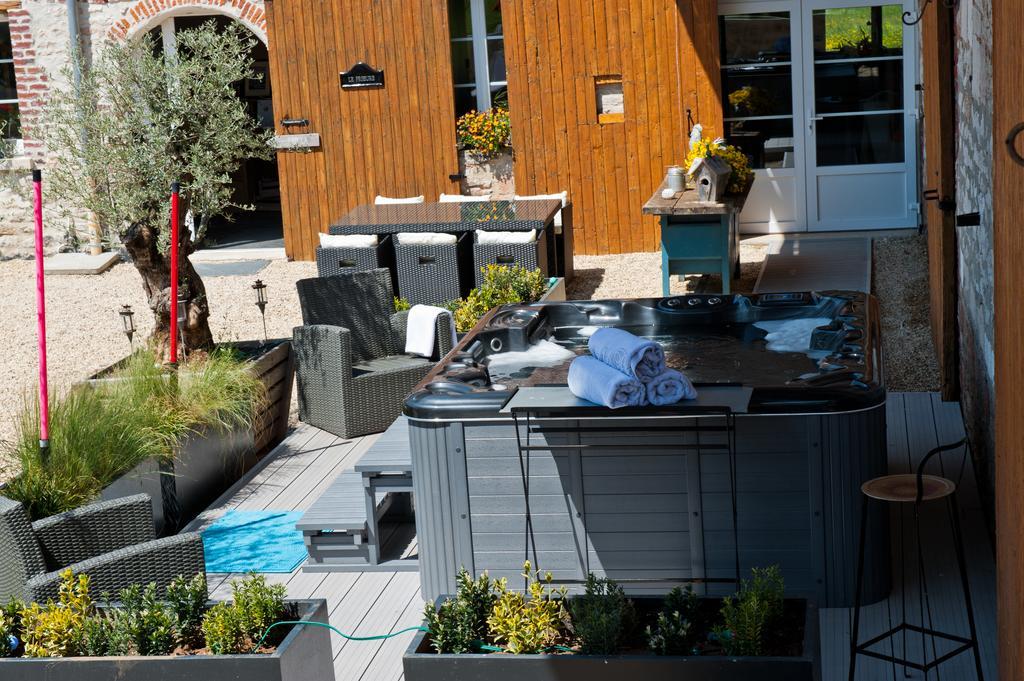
[{"x1": 689, "y1": 155, "x2": 732, "y2": 202}]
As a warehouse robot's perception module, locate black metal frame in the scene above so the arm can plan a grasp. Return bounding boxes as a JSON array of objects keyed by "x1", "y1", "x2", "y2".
[
  {"x1": 848, "y1": 439, "x2": 984, "y2": 681},
  {"x1": 510, "y1": 408, "x2": 740, "y2": 592}
]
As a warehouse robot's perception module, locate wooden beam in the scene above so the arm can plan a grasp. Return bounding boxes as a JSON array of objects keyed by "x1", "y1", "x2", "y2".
[
  {"x1": 994, "y1": 0, "x2": 1024, "y2": 677},
  {"x1": 921, "y1": 4, "x2": 958, "y2": 400}
]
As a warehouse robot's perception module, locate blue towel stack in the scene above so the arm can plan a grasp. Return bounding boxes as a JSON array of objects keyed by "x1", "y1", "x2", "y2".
[{"x1": 566, "y1": 328, "x2": 697, "y2": 408}]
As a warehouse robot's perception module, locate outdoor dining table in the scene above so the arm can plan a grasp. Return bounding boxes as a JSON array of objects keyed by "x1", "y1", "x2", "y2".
[{"x1": 329, "y1": 199, "x2": 561, "y2": 236}]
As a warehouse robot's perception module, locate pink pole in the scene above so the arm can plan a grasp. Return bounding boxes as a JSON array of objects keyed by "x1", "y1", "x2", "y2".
[
  {"x1": 169, "y1": 182, "x2": 180, "y2": 365},
  {"x1": 33, "y1": 169, "x2": 49, "y2": 453}
]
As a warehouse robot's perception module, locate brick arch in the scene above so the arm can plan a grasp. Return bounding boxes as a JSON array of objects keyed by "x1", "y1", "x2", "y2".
[{"x1": 108, "y1": 0, "x2": 268, "y2": 44}]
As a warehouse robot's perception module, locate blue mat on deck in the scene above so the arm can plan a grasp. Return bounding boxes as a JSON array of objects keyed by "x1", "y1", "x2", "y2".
[{"x1": 201, "y1": 510, "x2": 306, "y2": 573}]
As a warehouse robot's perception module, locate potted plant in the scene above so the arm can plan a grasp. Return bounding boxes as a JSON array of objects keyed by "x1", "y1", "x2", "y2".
[
  {"x1": 443, "y1": 265, "x2": 563, "y2": 335},
  {"x1": 0, "y1": 571, "x2": 333, "y2": 681},
  {"x1": 684, "y1": 128, "x2": 754, "y2": 196},
  {"x1": 2, "y1": 345, "x2": 291, "y2": 533},
  {"x1": 403, "y1": 564, "x2": 820, "y2": 681},
  {"x1": 455, "y1": 108, "x2": 514, "y2": 198}
]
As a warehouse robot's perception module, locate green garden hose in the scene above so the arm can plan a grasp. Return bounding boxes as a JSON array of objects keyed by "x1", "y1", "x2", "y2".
[{"x1": 256, "y1": 621, "x2": 574, "y2": 654}]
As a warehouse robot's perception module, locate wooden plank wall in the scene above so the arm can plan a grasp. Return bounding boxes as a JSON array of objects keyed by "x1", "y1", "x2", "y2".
[
  {"x1": 921, "y1": 4, "x2": 958, "y2": 400},
  {"x1": 501, "y1": 0, "x2": 723, "y2": 255},
  {"x1": 265, "y1": 0, "x2": 459, "y2": 261},
  {"x1": 993, "y1": 0, "x2": 1024, "y2": 676}
]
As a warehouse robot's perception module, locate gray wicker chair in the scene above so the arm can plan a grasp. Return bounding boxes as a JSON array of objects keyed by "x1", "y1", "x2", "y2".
[
  {"x1": 294, "y1": 268, "x2": 455, "y2": 439},
  {"x1": 0, "y1": 493, "x2": 205, "y2": 604}
]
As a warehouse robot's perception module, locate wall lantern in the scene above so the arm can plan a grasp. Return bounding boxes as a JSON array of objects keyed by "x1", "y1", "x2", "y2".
[{"x1": 902, "y1": 0, "x2": 958, "y2": 26}]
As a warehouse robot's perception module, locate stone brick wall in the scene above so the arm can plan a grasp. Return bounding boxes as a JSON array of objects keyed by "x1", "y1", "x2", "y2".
[
  {"x1": 953, "y1": 0, "x2": 995, "y2": 502},
  {"x1": 0, "y1": 0, "x2": 266, "y2": 259}
]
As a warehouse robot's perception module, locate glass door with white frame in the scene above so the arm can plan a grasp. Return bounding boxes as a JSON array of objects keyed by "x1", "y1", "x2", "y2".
[
  {"x1": 719, "y1": 1, "x2": 917, "y2": 233},
  {"x1": 719, "y1": 4, "x2": 807, "y2": 233},
  {"x1": 802, "y1": 1, "x2": 917, "y2": 230}
]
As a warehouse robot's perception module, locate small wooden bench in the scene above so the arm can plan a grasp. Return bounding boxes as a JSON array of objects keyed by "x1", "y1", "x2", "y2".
[{"x1": 298, "y1": 416, "x2": 416, "y2": 572}]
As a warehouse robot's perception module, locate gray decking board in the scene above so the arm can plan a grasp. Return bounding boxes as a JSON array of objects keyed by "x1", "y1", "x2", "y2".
[{"x1": 188, "y1": 394, "x2": 996, "y2": 681}]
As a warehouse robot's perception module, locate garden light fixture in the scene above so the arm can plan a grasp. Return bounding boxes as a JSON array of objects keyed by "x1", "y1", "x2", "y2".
[
  {"x1": 252, "y1": 279, "x2": 269, "y2": 342},
  {"x1": 119, "y1": 304, "x2": 136, "y2": 350}
]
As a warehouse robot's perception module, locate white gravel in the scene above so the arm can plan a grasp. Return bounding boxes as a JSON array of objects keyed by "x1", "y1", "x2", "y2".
[{"x1": 0, "y1": 258, "x2": 317, "y2": 453}]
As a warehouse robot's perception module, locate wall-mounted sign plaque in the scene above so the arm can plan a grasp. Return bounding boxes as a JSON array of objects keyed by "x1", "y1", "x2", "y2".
[{"x1": 340, "y1": 62, "x2": 385, "y2": 89}]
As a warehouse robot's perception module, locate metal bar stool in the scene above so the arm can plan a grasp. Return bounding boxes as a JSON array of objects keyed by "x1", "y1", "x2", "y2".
[{"x1": 849, "y1": 439, "x2": 984, "y2": 680}]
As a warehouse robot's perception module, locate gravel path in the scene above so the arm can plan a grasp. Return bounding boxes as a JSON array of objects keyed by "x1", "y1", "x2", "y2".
[{"x1": 0, "y1": 259, "x2": 316, "y2": 453}]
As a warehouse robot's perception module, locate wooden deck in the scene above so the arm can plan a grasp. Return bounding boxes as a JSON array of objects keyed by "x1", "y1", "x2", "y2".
[{"x1": 185, "y1": 392, "x2": 996, "y2": 681}]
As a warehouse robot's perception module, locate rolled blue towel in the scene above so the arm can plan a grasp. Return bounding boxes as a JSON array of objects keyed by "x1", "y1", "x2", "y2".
[
  {"x1": 646, "y1": 369, "x2": 698, "y2": 406},
  {"x1": 568, "y1": 355, "x2": 646, "y2": 409},
  {"x1": 588, "y1": 328, "x2": 666, "y2": 383}
]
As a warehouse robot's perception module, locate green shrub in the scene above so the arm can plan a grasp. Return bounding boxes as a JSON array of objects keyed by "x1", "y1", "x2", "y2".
[
  {"x1": 81, "y1": 614, "x2": 130, "y2": 657},
  {"x1": 714, "y1": 565, "x2": 785, "y2": 656},
  {"x1": 569, "y1": 574, "x2": 635, "y2": 655},
  {"x1": 200, "y1": 574, "x2": 287, "y2": 654},
  {"x1": 448, "y1": 265, "x2": 549, "y2": 332},
  {"x1": 2, "y1": 348, "x2": 265, "y2": 520},
  {"x1": 231, "y1": 574, "x2": 287, "y2": 644},
  {"x1": 424, "y1": 568, "x2": 499, "y2": 654},
  {"x1": 487, "y1": 561, "x2": 567, "y2": 654},
  {"x1": 423, "y1": 598, "x2": 477, "y2": 655},
  {"x1": 166, "y1": 573, "x2": 209, "y2": 649},
  {"x1": 20, "y1": 571, "x2": 93, "y2": 658},
  {"x1": 115, "y1": 583, "x2": 177, "y2": 656},
  {"x1": 646, "y1": 585, "x2": 698, "y2": 656},
  {"x1": 394, "y1": 297, "x2": 412, "y2": 312},
  {"x1": 1, "y1": 598, "x2": 24, "y2": 656},
  {"x1": 202, "y1": 602, "x2": 247, "y2": 655}
]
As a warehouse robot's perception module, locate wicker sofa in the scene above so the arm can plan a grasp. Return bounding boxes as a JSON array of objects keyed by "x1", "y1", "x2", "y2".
[
  {"x1": 0, "y1": 493, "x2": 205, "y2": 603},
  {"x1": 294, "y1": 269, "x2": 455, "y2": 439}
]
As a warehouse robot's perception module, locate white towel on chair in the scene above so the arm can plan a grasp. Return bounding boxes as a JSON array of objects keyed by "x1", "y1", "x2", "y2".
[
  {"x1": 405, "y1": 305, "x2": 457, "y2": 358},
  {"x1": 476, "y1": 229, "x2": 536, "y2": 245},
  {"x1": 319, "y1": 233, "x2": 378, "y2": 248},
  {"x1": 396, "y1": 232, "x2": 458, "y2": 246}
]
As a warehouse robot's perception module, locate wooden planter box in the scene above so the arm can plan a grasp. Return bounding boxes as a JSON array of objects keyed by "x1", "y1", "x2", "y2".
[
  {"x1": 0, "y1": 600, "x2": 334, "y2": 681},
  {"x1": 404, "y1": 598, "x2": 820, "y2": 681},
  {"x1": 90, "y1": 340, "x2": 294, "y2": 534}
]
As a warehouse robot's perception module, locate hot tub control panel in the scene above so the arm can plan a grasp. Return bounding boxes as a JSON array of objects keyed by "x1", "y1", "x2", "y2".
[{"x1": 406, "y1": 291, "x2": 885, "y2": 418}]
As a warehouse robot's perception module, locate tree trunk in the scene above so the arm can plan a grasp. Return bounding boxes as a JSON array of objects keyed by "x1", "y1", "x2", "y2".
[{"x1": 121, "y1": 203, "x2": 214, "y2": 358}]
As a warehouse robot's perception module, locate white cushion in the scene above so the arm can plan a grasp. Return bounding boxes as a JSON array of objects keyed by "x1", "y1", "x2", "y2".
[
  {"x1": 375, "y1": 195, "x2": 425, "y2": 205},
  {"x1": 476, "y1": 229, "x2": 537, "y2": 245},
  {"x1": 514, "y1": 191, "x2": 569, "y2": 229},
  {"x1": 396, "y1": 232, "x2": 458, "y2": 246},
  {"x1": 319, "y1": 233, "x2": 378, "y2": 248},
  {"x1": 439, "y1": 193, "x2": 492, "y2": 203}
]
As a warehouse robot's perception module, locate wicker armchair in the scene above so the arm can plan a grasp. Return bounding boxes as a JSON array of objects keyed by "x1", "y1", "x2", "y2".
[
  {"x1": 0, "y1": 493, "x2": 205, "y2": 604},
  {"x1": 294, "y1": 268, "x2": 455, "y2": 439}
]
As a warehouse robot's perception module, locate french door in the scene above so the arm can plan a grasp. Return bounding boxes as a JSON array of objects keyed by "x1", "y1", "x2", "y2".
[{"x1": 719, "y1": 0, "x2": 918, "y2": 233}]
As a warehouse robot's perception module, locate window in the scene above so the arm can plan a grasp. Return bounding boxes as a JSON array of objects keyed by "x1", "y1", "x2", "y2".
[
  {"x1": 0, "y1": 13, "x2": 20, "y2": 140},
  {"x1": 449, "y1": 0, "x2": 506, "y2": 115}
]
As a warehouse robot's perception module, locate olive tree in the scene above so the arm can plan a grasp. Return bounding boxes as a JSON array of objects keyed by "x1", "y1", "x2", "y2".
[{"x1": 44, "y1": 22, "x2": 272, "y2": 353}]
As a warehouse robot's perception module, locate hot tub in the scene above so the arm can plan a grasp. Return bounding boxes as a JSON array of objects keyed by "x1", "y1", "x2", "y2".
[{"x1": 405, "y1": 292, "x2": 889, "y2": 607}]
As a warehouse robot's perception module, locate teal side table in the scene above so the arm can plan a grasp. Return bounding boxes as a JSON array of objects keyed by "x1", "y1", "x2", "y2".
[{"x1": 643, "y1": 182, "x2": 750, "y2": 296}]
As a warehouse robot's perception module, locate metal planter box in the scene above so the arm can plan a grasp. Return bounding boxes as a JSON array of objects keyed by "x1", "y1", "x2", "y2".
[
  {"x1": 403, "y1": 598, "x2": 820, "y2": 681},
  {"x1": 91, "y1": 340, "x2": 295, "y2": 533},
  {"x1": 0, "y1": 600, "x2": 334, "y2": 681}
]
